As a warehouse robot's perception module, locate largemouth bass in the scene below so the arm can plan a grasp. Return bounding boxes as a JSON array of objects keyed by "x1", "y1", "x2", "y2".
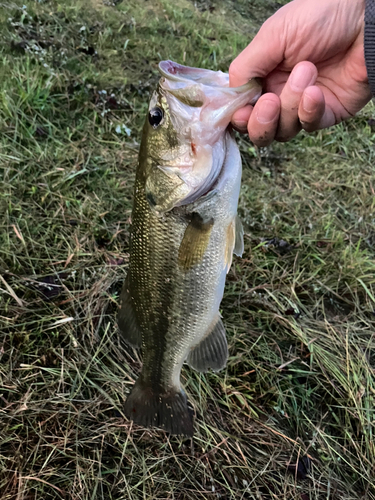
[{"x1": 118, "y1": 61, "x2": 261, "y2": 436}]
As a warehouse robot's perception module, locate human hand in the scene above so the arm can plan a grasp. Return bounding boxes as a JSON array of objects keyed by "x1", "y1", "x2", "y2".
[{"x1": 229, "y1": 0, "x2": 372, "y2": 146}]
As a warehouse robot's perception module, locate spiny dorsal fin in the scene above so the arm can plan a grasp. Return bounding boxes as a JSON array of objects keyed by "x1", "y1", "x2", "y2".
[
  {"x1": 186, "y1": 314, "x2": 228, "y2": 372},
  {"x1": 178, "y1": 213, "x2": 214, "y2": 271},
  {"x1": 117, "y1": 277, "x2": 142, "y2": 348}
]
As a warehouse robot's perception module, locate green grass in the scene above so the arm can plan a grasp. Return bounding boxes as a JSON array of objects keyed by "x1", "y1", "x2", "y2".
[{"x1": 1, "y1": 0, "x2": 375, "y2": 498}]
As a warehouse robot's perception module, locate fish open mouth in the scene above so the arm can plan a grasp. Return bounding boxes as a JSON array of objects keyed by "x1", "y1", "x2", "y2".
[
  {"x1": 156, "y1": 60, "x2": 262, "y2": 209},
  {"x1": 158, "y1": 60, "x2": 262, "y2": 131}
]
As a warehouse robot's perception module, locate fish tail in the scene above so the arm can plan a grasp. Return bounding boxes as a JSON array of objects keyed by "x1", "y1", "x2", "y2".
[{"x1": 124, "y1": 378, "x2": 194, "y2": 436}]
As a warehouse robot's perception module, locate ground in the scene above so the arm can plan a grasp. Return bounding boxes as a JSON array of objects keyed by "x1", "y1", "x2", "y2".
[{"x1": 1, "y1": 0, "x2": 375, "y2": 499}]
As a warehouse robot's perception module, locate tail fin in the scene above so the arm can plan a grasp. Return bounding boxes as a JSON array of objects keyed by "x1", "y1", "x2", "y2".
[{"x1": 124, "y1": 378, "x2": 194, "y2": 436}]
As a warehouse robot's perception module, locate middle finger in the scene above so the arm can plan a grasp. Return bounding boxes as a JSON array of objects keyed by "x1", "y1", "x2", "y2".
[{"x1": 275, "y1": 61, "x2": 318, "y2": 142}]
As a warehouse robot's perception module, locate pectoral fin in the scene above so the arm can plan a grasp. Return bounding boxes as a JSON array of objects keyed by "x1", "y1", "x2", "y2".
[
  {"x1": 234, "y1": 215, "x2": 244, "y2": 257},
  {"x1": 178, "y1": 213, "x2": 214, "y2": 271},
  {"x1": 117, "y1": 277, "x2": 142, "y2": 348},
  {"x1": 224, "y1": 219, "x2": 235, "y2": 271},
  {"x1": 224, "y1": 214, "x2": 244, "y2": 271},
  {"x1": 186, "y1": 314, "x2": 228, "y2": 372}
]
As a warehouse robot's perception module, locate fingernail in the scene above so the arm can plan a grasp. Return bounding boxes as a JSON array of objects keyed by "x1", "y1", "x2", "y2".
[
  {"x1": 255, "y1": 100, "x2": 279, "y2": 124},
  {"x1": 302, "y1": 93, "x2": 316, "y2": 113},
  {"x1": 290, "y1": 66, "x2": 315, "y2": 92}
]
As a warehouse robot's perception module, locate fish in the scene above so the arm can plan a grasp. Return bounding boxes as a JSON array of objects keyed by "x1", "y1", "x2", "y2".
[{"x1": 117, "y1": 60, "x2": 261, "y2": 436}]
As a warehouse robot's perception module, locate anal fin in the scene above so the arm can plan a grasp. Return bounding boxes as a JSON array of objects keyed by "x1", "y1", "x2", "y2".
[
  {"x1": 186, "y1": 315, "x2": 228, "y2": 372},
  {"x1": 117, "y1": 277, "x2": 142, "y2": 348}
]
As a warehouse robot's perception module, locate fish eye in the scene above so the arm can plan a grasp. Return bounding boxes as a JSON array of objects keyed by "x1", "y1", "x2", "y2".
[{"x1": 148, "y1": 107, "x2": 164, "y2": 128}]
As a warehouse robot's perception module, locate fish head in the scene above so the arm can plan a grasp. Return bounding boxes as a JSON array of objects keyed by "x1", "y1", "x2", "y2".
[{"x1": 142, "y1": 60, "x2": 262, "y2": 213}]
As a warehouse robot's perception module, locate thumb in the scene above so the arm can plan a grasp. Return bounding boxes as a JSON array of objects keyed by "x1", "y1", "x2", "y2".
[{"x1": 229, "y1": 16, "x2": 286, "y2": 87}]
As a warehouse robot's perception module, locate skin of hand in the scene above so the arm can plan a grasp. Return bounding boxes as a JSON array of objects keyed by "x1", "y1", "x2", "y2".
[{"x1": 229, "y1": 0, "x2": 372, "y2": 146}]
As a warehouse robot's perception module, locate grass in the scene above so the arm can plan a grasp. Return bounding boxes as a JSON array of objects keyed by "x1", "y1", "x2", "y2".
[{"x1": 1, "y1": 0, "x2": 375, "y2": 498}]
